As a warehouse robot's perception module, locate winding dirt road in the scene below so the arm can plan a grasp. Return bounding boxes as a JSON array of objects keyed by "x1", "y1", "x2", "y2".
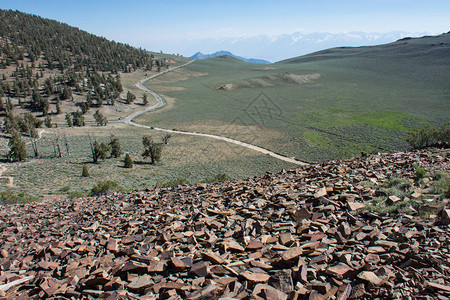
[{"x1": 122, "y1": 60, "x2": 309, "y2": 166}]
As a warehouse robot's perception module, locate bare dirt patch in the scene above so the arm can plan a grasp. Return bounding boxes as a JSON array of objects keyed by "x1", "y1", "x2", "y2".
[
  {"x1": 268, "y1": 72, "x2": 321, "y2": 84},
  {"x1": 218, "y1": 72, "x2": 321, "y2": 91}
]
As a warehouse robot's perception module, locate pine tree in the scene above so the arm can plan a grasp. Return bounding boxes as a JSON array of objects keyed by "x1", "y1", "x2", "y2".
[
  {"x1": 126, "y1": 91, "x2": 136, "y2": 104},
  {"x1": 56, "y1": 97, "x2": 62, "y2": 114},
  {"x1": 123, "y1": 153, "x2": 133, "y2": 168},
  {"x1": 44, "y1": 115, "x2": 52, "y2": 128},
  {"x1": 92, "y1": 140, "x2": 110, "y2": 163},
  {"x1": 65, "y1": 113, "x2": 73, "y2": 127},
  {"x1": 142, "y1": 135, "x2": 163, "y2": 164},
  {"x1": 93, "y1": 110, "x2": 107, "y2": 126},
  {"x1": 73, "y1": 110, "x2": 85, "y2": 127},
  {"x1": 7, "y1": 130, "x2": 27, "y2": 162},
  {"x1": 109, "y1": 135, "x2": 122, "y2": 158}
]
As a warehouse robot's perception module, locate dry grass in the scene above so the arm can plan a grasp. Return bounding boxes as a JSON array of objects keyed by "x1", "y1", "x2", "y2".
[{"x1": 0, "y1": 122, "x2": 295, "y2": 197}]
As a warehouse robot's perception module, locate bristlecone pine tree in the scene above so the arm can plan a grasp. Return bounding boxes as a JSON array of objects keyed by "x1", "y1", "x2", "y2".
[
  {"x1": 109, "y1": 135, "x2": 122, "y2": 158},
  {"x1": 93, "y1": 110, "x2": 107, "y2": 126},
  {"x1": 142, "y1": 135, "x2": 163, "y2": 164},
  {"x1": 123, "y1": 153, "x2": 133, "y2": 168},
  {"x1": 65, "y1": 113, "x2": 73, "y2": 127},
  {"x1": 92, "y1": 140, "x2": 111, "y2": 163},
  {"x1": 126, "y1": 91, "x2": 136, "y2": 104},
  {"x1": 7, "y1": 130, "x2": 27, "y2": 162}
]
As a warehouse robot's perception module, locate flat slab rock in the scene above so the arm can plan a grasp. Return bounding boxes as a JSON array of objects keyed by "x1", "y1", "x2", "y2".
[{"x1": 0, "y1": 148, "x2": 449, "y2": 299}]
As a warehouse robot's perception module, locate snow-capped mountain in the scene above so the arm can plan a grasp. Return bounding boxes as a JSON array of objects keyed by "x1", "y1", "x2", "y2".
[{"x1": 168, "y1": 31, "x2": 432, "y2": 62}]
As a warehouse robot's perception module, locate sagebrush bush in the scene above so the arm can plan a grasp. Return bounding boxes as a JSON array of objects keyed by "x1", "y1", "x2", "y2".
[{"x1": 89, "y1": 180, "x2": 123, "y2": 196}]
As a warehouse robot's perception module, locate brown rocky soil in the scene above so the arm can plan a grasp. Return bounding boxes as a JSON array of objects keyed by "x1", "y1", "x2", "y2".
[{"x1": 0, "y1": 149, "x2": 449, "y2": 299}]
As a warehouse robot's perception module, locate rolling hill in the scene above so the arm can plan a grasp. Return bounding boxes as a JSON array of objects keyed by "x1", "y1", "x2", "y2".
[
  {"x1": 137, "y1": 32, "x2": 450, "y2": 162},
  {"x1": 190, "y1": 50, "x2": 271, "y2": 64},
  {"x1": 281, "y1": 33, "x2": 450, "y2": 64}
]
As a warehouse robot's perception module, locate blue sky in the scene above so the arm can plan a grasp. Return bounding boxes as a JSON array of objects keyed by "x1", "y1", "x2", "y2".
[{"x1": 1, "y1": 0, "x2": 449, "y2": 58}]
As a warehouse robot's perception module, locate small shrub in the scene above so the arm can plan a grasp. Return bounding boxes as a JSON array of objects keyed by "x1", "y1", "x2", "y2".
[
  {"x1": 202, "y1": 173, "x2": 232, "y2": 184},
  {"x1": 432, "y1": 171, "x2": 450, "y2": 197},
  {"x1": 406, "y1": 122, "x2": 450, "y2": 149},
  {"x1": 0, "y1": 191, "x2": 38, "y2": 204},
  {"x1": 158, "y1": 178, "x2": 190, "y2": 188},
  {"x1": 68, "y1": 191, "x2": 85, "y2": 199},
  {"x1": 59, "y1": 186, "x2": 71, "y2": 193},
  {"x1": 123, "y1": 153, "x2": 133, "y2": 168},
  {"x1": 82, "y1": 166, "x2": 90, "y2": 177},
  {"x1": 89, "y1": 180, "x2": 123, "y2": 196},
  {"x1": 365, "y1": 196, "x2": 416, "y2": 215},
  {"x1": 413, "y1": 164, "x2": 427, "y2": 178}
]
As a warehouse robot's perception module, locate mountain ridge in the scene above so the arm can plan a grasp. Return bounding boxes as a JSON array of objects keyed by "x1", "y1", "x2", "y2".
[
  {"x1": 190, "y1": 50, "x2": 271, "y2": 64},
  {"x1": 278, "y1": 32, "x2": 450, "y2": 65}
]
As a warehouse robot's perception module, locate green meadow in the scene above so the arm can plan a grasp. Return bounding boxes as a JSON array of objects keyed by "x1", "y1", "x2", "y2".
[{"x1": 137, "y1": 35, "x2": 449, "y2": 162}]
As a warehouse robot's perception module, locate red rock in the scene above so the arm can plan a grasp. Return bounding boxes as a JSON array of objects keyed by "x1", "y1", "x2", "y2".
[
  {"x1": 240, "y1": 271, "x2": 271, "y2": 283},
  {"x1": 326, "y1": 263, "x2": 354, "y2": 279},
  {"x1": 202, "y1": 252, "x2": 226, "y2": 264},
  {"x1": 357, "y1": 271, "x2": 383, "y2": 286},
  {"x1": 281, "y1": 247, "x2": 304, "y2": 261},
  {"x1": 106, "y1": 239, "x2": 119, "y2": 252},
  {"x1": 247, "y1": 239, "x2": 264, "y2": 250},
  {"x1": 190, "y1": 261, "x2": 210, "y2": 277}
]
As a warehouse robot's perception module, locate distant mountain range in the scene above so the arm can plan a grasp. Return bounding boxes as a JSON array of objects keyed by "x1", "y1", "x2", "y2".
[
  {"x1": 156, "y1": 31, "x2": 434, "y2": 62},
  {"x1": 190, "y1": 51, "x2": 271, "y2": 64}
]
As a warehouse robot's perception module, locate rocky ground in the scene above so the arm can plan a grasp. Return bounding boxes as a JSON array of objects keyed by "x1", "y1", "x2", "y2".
[{"x1": 0, "y1": 149, "x2": 449, "y2": 299}]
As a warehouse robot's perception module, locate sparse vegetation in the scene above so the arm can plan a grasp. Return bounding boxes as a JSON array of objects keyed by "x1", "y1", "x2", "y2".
[
  {"x1": 366, "y1": 168, "x2": 449, "y2": 217},
  {"x1": 89, "y1": 180, "x2": 123, "y2": 196},
  {"x1": 413, "y1": 164, "x2": 427, "y2": 178},
  {"x1": 142, "y1": 93, "x2": 148, "y2": 105},
  {"x1": 158, "y1": 177, "x2": 191, "y2": 188},
  {"x1": 406, "y1": 123, "x2": 449, "y2": 149},
  {"x1": 202, "y1": 173, "x2": 232, "y2": 184},
  {"x1": 431, "y1": 171, "x2": 450, "y2": 197},
  {"x1": 0, "y1": 191, "x2": 38, "y2": 204},
  {"x1": 68, "y1": 191, "x2": 85, "y2": 199}
]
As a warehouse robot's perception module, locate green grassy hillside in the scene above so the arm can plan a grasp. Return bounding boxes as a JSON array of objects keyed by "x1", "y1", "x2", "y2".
[{"x1": 138, "y1": 33, "x2": 450, "y2": 162}]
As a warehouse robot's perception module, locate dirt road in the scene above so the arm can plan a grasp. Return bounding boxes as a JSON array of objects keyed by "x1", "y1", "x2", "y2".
[{"x1": 123, "y1": 61, "x2": 309, "y2": 166}]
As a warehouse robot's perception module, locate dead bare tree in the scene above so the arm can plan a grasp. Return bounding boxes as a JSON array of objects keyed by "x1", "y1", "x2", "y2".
[
  {"x1": 55, "y1": 135, "x2": 63, "y2": 158},
  {"x1": 52, "y1": 132, "x2": 62, "y2": 158},
  {"x1": 161, "y1": 133, "x2": 172, "y2": 145},
  {"x1": 25, "y1": 119, "x2": 39, "y2": 158},
  {"x1": 63, "y1": 133, "x2": 71, "y2": 156}
]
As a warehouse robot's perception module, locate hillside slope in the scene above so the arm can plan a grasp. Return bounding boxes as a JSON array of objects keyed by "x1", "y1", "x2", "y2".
[
  {"x1": 0, "y1": 9, "x2": 188, "y2": 133},
  {"x1": 138, "y1": 33, "x2": 450, "y2": 163},
  {"x1": 1, "y1": 148, "x2": 449, "y2": 298},
  {"x1": 280, "y1": 33, "x2": 450, "y2": 64}
]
